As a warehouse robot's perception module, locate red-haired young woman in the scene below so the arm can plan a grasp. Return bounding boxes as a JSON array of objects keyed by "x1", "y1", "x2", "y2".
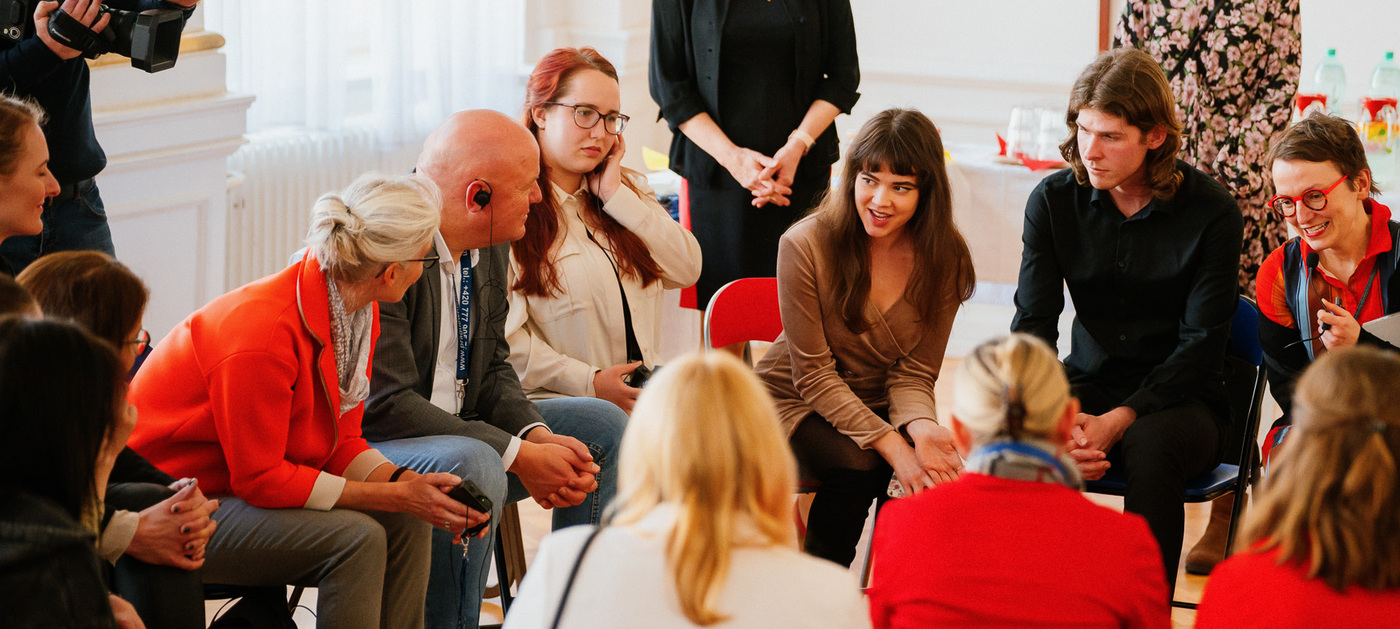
[{"x1": 507, "y1": 47, "x2": 702, "y2": 415}]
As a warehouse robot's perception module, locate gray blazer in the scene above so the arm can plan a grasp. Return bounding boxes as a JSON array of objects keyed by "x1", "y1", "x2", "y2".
[{"x1": 363, "y1": 243, "x2": 543, "y2": 454}]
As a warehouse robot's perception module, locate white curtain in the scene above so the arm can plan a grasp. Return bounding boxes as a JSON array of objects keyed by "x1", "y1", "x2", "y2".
[{"x1": 207, "y1": 0, "x2": 527, "y2": 149}]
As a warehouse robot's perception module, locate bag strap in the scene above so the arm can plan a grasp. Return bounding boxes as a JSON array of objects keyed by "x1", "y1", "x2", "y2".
[
  {"x1": 583, "y1": 225, "x2": 645, "y2": 362},
  {"x1": 550, "y1": 525, "x2": 605, "y2": 629}
]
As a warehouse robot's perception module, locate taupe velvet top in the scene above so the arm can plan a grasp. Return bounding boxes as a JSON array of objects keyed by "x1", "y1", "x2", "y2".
[{"x1": 755, "y1": 216, "x2": 957, "y2": 449}]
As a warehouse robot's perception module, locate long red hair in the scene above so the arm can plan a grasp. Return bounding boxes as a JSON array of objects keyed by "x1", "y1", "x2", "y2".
[{"x1": 513, "y1": 47, "x2": 662, "y2": 297}]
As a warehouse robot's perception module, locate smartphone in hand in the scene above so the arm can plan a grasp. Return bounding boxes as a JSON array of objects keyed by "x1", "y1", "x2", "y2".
[{"x1": 448, "y1": 479, "x2": 494, "y2": 536}]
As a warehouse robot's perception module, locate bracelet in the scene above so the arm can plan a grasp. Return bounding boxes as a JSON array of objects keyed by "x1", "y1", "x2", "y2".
[
  {"x1": 388, "y1": 466, "x2": 410, "y2": 482},
  {"x1": 789, "y1": 129, "x2": 815, "y2": 154}
]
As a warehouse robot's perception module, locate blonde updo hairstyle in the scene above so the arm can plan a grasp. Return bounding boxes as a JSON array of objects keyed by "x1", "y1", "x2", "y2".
[
  {"x1": 608, "y1": 351, "x2": 796, "y2": 626},
  {"x1": 304, "y1": 173, "x2": 442, "y2": 282},
  {"x1": 1240, "y1": 346, "x2": 1400, "y2": 591},
  {"x1": 952, "y1": 333, "x2": 1072, "y2": 447}
]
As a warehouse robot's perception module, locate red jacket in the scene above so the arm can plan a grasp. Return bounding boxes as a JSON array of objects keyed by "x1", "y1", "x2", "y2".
[
  {"x1": 128, "y1": 253, "x2": 380, "y2": 509},
  {"x1": 868, "y1": 473, "x2": 1168, "y2": 629}
]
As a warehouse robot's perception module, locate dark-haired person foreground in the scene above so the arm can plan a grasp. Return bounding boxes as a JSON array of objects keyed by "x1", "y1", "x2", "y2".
[
  {"x1": 1011, "y1": 48, "x2": 1242, "y2": 590},
  {"x1": 1196, "y1": 346, "x2": 1400, "y2": 627},
  {"x1": 0, "y1": 95, "x2": 59, "y2": 275},
  {"x1": 868, "y1": 334, "x2": 1167, "y2": 628},
  {"x1": 755, "y1": 107, "x2": 975, "y2": 567},
  {"x1": 19, "y1": 251, "x2": 215, "y2": 629},
  {"x1": 1254, "y1": 113, "x2": 1400, "y2": 470},
  {"x1": 0, "y1": 317, "x2": 143, "y2": 628}
]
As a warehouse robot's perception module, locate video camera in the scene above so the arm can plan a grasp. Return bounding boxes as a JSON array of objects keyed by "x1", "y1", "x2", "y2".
[{"x1": 0, "y1": 0, "x2": 183, "y2": 72}]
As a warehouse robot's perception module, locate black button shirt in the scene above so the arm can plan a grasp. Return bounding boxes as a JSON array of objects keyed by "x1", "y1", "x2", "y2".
[{"x1": 1011, "y1": 160, "x2": 1243, "y2": 420}]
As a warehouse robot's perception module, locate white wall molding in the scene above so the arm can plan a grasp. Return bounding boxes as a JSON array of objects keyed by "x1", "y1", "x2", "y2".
[{"x1": 90, "y1": 32, "x2": 251, "y2": 341}]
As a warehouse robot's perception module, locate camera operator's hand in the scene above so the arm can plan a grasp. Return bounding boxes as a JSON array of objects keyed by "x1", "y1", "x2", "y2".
[{"x1": 35, "y1": 0, "x2": 110, "y2": 60}]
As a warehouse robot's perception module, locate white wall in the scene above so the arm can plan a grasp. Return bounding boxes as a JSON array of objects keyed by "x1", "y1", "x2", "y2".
[
  {"x1": 1299, "y1": 0, "x2": 1400, "y2": 113},
  {"x1": 848, "y1": 1, "x2": 1100, "y2": 145}
]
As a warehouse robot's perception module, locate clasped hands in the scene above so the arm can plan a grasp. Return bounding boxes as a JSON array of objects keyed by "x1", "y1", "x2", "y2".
[
  {"x1": 723, "y1": 135, "x2": 807, "y2": 209},
  {"x1": 877, "y1": 418, "x2": 962, "y2": 496},
  {"x1": 513, "y1": 429, "x2": 600, "y2": 511},
  {"x1": 126, "y1": 477, "x2": 219, "y2": 570},
  {"x1": 1064, "y1": 406, "x2": 1136, "y2": 481}
]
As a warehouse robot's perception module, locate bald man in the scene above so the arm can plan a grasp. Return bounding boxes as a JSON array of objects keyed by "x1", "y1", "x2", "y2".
[{"x1": 362, "y1": 110, "x2": 627, "y2": 627}]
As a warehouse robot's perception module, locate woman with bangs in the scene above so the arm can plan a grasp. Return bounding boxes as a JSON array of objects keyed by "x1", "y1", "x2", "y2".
[
  {"x1": 507, "y1": 46, "x2": 702, "y2": 415},
  {"x1": 504, "y1": 351, "x2": 870, "y2": 628},
  {"x1": 754, "y1": 108, "x2": 975, "y2": 567}
]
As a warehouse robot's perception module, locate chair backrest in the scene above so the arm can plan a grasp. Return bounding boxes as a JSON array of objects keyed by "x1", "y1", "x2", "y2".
[
  {"x1": 1223, "y1": 296, "x2": 1268, "y2": 476},
  {"x1": 1227, "y1": 296, "x2": 1264, "y2": 366},
  {"x1": 703, "y1": 278, "x2": 782, "y2": 349}
]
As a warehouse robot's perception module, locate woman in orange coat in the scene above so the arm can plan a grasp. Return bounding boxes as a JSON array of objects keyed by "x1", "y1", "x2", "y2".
[{"x1": 128, "y1": 174, "x2": 483, "y2": 629}]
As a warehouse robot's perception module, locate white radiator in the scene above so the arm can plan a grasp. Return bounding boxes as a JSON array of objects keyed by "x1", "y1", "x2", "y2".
[{"x1": 225, "y1": 128, "x2": 419, "y2": 288}]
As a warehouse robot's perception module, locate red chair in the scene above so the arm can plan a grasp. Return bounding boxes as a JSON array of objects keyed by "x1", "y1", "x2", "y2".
[
  {"x1": 703, "y1": 277, "x2": 782, "y2": 351},
  {"x1": 702, "y1": 276, "x2": 875, "y2": 584}
]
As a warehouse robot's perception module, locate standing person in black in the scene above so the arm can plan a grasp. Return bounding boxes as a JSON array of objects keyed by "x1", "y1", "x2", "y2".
[
  {"x1": 649, "y1": 0, "x2": 859, "y2": 308},
  {"x1": 1011, "y1": 48, "x2": 1243, "y2": 592},
  {"x1": 0, "y1": 0, "x2": 199, "y2": 273}
]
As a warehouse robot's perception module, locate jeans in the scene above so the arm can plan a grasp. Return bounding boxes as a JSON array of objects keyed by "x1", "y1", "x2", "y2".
[
  {"x1": 371, "y1": 396, "x2": 625, "y2": 628},
  {"x1": 0, "y1": 180, "x2": 114, "y2": 272}
]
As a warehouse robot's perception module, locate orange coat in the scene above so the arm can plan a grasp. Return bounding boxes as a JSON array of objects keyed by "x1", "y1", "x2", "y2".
[{"x1": 128, "y1": 253, "x2": 380, "y2": 508}]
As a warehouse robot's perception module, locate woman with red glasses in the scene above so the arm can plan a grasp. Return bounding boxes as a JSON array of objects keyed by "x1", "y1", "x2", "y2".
[{"x1": 1256, "y1": 112, "x2": 1400, "y2": 468}]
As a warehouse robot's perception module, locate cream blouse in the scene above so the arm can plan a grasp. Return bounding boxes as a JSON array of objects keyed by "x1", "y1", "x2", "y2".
[{"x1": 506, "y1": 174, "x2": 702, "y2": 399}]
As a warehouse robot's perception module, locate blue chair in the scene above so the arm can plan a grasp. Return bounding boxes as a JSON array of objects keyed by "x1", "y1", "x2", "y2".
[{"x1": 1083, "y1": 296, "x2": 1267, "y2": 610}]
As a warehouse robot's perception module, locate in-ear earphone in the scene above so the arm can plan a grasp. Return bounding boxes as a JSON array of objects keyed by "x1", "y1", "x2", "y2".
[{"x1": 471, "y1": 179, "x2": 493, "y2": 208}]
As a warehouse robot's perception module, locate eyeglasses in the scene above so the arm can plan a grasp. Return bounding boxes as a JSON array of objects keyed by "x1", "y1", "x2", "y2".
[
  {"x1": 543, "y1": 102, "x2": 629, "y2": 135},
  {"x1": 126, "y1": 329, "x2": 151, "y2": 354},
  {"x1": 1269, "y1": 174, "x2": 1348, "y2": 217},
  {"x1": 375, "y1": 255, "x2": 440, "y2": 278}
]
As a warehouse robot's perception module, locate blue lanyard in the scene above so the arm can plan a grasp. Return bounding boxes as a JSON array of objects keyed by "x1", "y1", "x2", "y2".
[
  {"x1": 455, "y1": 253, "x2": 473, "y2": 380},
  {"x1": 976, "y1": 441, "x2": 1074, "y2": 482}
]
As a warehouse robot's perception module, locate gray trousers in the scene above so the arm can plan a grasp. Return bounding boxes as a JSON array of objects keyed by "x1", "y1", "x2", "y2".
[{"x1": 203, "y1": 497, "x2": 430, "y2": 629}]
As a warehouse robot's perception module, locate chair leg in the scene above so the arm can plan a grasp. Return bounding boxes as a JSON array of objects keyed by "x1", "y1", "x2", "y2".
[
  {"x1": 860, "y1": 538, "x2": 875, "y2": 590},
  {"x1": 287, "y1": 586, "x2": 304, "y2": 613}
]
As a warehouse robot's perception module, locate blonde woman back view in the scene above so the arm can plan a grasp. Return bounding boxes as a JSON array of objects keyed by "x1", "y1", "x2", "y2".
[
  {"x1": 504, "y1": 351, "x2": 870, "y2": 629},
  {"x1": 1196, "y1": 346, "x2": 1400, "y2": 628}
]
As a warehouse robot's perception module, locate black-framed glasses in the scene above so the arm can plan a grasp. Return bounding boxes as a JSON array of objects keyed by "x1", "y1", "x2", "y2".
[
  {"x1": 126, "y1": 329, "x2": 151, "y2": 354},
  {"x1": 375, "y1": 254, "x2": 440, "y2": 278},
  {"x1": 543, "y1": 102, "x2": 629, "y2": 135},
  {"x1": 1269, "y1": 174, "x2": 1348, "y2": 217}
]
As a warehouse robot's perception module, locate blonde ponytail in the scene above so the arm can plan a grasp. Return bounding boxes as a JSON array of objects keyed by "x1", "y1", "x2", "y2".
[
  {"x1": 952, "y1": 334, "x2": 1070, "y2": 447},
  {"x1": 304, "y1": 174, "x2": 442, "y2": 281}
]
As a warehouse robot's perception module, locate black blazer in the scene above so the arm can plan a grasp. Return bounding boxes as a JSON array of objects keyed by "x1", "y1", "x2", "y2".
[
  {"x1": 649, "y1": 0, "x2": 860, "y2": 185},
  {"x1": 363, "y1": 243, "x2": 543, "y2": 455}
]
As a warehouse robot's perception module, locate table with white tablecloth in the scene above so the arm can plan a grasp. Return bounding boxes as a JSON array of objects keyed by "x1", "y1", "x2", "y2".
[{"x1": 945, "y1": 142, "x2": 1063, "y2": 287}]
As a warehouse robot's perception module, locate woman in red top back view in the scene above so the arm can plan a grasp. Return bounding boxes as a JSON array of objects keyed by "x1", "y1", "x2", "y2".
[
  {"x1": 867, "y1": 333, "x2": 1168, "y2": 629},
  {"x1": 1196, "y1": 346, "x2": 1400, "y2": 627}
]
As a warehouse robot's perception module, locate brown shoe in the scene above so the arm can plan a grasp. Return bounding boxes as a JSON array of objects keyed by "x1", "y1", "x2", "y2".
[{"x1": 1185, "y1": 494, "x2": 1237, "y2": 575}]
